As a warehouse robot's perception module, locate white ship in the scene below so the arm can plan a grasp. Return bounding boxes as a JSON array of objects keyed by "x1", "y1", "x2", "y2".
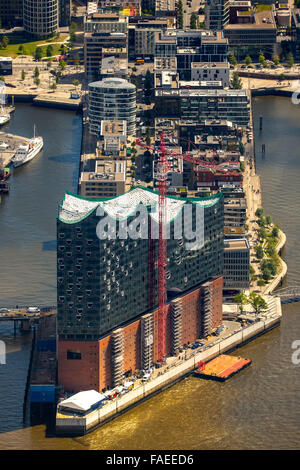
[
  {"x1": 12, "y1": 127, "x2": 43, "y2": 168},
  {"x1": 0, "y1": 114, "x2": 10, "y2": 126}
]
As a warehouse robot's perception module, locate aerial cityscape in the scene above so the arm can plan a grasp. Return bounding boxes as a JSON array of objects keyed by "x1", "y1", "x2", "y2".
[{"x1": 0, "y1": 0, "x2": 299, "y2": 453}]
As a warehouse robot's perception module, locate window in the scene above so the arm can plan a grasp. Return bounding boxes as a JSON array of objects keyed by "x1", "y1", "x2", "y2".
[{"x1": 67, "y1": 350, "x2": 81, "y2": 360}]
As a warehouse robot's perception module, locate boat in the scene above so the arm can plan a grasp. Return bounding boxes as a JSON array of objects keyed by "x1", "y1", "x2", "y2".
[
  {"x1": 0, "y1": 167, "x2": 11, "y2": 180},
  {"x1": 12, "y1": 126, "x2": 43, "y2": 168},
  {"x1": 0, "y1": 141, "x2": 9, "y2": 150},
  {"x1": 0, "y1": 114, "x2": 10, "y2": 126}
]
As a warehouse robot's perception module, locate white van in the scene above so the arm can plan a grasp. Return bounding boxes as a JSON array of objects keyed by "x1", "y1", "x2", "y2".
[{"x1": 27, "y1": 307, "x2": 40, "y2": 313}]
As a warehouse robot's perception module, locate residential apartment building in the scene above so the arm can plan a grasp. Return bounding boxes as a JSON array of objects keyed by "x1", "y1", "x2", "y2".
[
  {"x1": 80, "y1": 159, "x2": 128, "y2": 198},
  {"x1": 205, "y1": 0, "x2": 230, "y2": 31},
  {"x1": 0, "y1": 0, "x2": 23, "y2": 25},
  {"x1": 23, "y1": 0, "x2": 59, "y2": 38},
  {"x1": 223, "y1": 238, "x2": 250, "y2": 290},
  {"x1": 191, "y1": 62, "x2": 230, "y2": 87},
  {"x1": 88, "y1": 78, "x2": 136, "y2": 136}
]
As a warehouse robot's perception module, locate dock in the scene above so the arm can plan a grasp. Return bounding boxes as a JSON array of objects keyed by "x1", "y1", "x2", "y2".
[
  {"x1": 0, "y1": 131, "x2": 28, "y2": 167},
  {"x1": 193, "y1": 354, "x2": 252, "y2": 382},
  {"x1": 56, "y1": 300, "x2": 281, "y2": 436}
]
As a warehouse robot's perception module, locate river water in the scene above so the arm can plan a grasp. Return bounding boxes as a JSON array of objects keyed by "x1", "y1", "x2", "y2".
[{"x1": 0, "y1": 98, "x2": 299, "y2": 450}]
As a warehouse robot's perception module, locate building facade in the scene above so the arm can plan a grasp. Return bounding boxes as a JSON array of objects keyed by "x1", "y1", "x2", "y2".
[
  {"x1": 57, "y1": 188, "x2": 224, "y2": 391},
  {"x1": 223, "y1": 238, "x2": 250, "y2": 290},
  {"x1": 24, "y1": 0, "x2": 59, "y2": 38},
  {"x1": 88, "y1": 78, "x2": 136, "y2": 136},
  {"x1": 0, "y1": 0, "x2": 23, "y2": 26}
]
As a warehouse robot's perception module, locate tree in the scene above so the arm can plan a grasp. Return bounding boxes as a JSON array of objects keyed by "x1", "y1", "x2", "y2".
[
  {"x1": 258, "y1": 227, "x2": 267, "y2": 239},
  {"x1": 230, "y1": 71, "x2": 242, "y2": 89},
  {"x1": 34, "y1": 66, "x2": 39, "y2": 78},
  {"x1": 255, "y1": 244, "x2": 264, "y2": 260},
  {"x1": 1, "y1": 35, "x2": 9, "y2": 49},
  {"x1": 21, "y1": 69, "x2": 26, "y2": 81},
  {"x1": 146, "y1": 127, "x2": 151, "y2": 146},
  {"x1": 34, "y1": 47, "x2": 43, "y2": 61},
  {"x1": 265, "y1": 215, "x2": 272, "y2": 225},
  {"x1": 239, "y1": 141, "x2": 245, "y2": 155},
  {"x1": 177, "y1": 0, "x2": 183, "y2": 28},
  {"x1": 255, "y1": 208, "x2": 264, "y2": 218},
  {"x1": 59, "y1": 59, "x2": 66, "y2": 72},
  {"x1": 245, "y1": 55, "x2": 252, "y2": 66},
  {"x1": 18, "y1": 45, "x2": 24, "y2": 54},
  {"x1": 47, "y1": 60, "x2": 52, "y2": 69},
  {"x1": 272, "y1": 226, "x2": 279, "y2": 238},
  {"x1": 250, "y1": 265, "x2": 257, "y2": 282},
  {"x1": 273, "y1": 55, "x2": 280, "y2": 66},
  {"x1": 50, "y1": 82, "x2": 57, "y2": 92},
  {"x1": 46, "y1": 44, "x2": 53, "y2": 57},
  {"x1": 248, "y1": 292, "x2": 268, "y2": 316},
  {"x1": 279, "y1": 73, "x2": 285, "y2": 82},
  {"x1": 259, "y1": 53, "x2": 265, "y2": 65},
  {"x1": 190, "y1": 13, "x2": 198, "y2": 29},
  {"x1": 287, "y1": 52, "x2": 294, "y2": 68},
  {"x1": 34, "y1": 77, "x2": 40, "y2": 87},
  {"x1": 229, "y1": 55, "x2": 237, "y2": 66},
  {"x1": 72, "y1": 79, "x2": 80, "y2": 91},
  {"x1": 234, "y1": 293, "x2": 248, "y2": 315}
]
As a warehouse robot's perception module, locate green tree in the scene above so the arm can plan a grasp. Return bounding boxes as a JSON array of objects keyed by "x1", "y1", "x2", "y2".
[
  {"x1": 59, "y1": 59, "x2": 66, "y2": 72},
  {"x1": 287, "y1": 52, "x2": 294, "y2": 68},
  {"x1": 239, "y1": 141, "x2": 245, "y2": 155},
  {"x1": 190, "y1": 13, "x2": 198, "y2": 29},
  {"x1": 234, "y1": 292, "x2": 248, "y2": 314},
  {"x1": 255, "y1": 244, "x2": 264, "y2": 260},
  {"x1": 265, "y1": 215, "x2": 272, "y2": 225},
  {"x1": 272, "y1": 226, "x2": 279, "y2": 238},
  {"x1": 259, "y1": 53, "x2": 265, "y2": 65},
  {"x1": 47, "y1": 60, "x2": 52, "y2": 69},
  {"x1": 1, "y1": 35, "x2": 9, "y2": 49},
  {"x1": 18, "y1": 45, "x2": 24, "y2": 54},
  {"x1": 34, "y1": 46, "x2": 43, "y2": 61},
  {"x1": 21, "y1": 69, "x2": 26, "y2": 81},
  {"x1": 229, "y1": 55, "x2": 237, "y2": 66},
  {"x1": 273, "y1": 55, "x2": 280, "y2": 66},
  {"x1": 230, "y1": 71, "x2": 242, "y2": 89},
  {"x1": 46, "y1": 44, "x2": 53, "y2": 57},
  {"x1": 257, "y1": 279, "x2": 266, "y2": 286},
  {"x1": 34, "y1": 66, "x2": 39, "y2": 78},
  {"x1": 258, "y1": 227, "x2": 267, "y2": 239},
  {"x1": 245, "y1": 55, "x2": 252, "y2": 66},
  {"x1": 279, "y1": 73, "x2": 285, "y2": 82},
  {"x1": 248, "y1": 292, "x2": 268, "y2": 316},
  {"x1": 72, "y1": 79, "x2": 80, "y2": 91},
  {"x1": 177, "y1": 0, "x2": 183, "y2": 28},
  {"x1": 250, "y1": 265, "x2": 257, "y2": 282},
  {"x1": 255, "y1": 208, "x2": 264, "y2": 217},
  {"x1": 34, "y1": 77, "x2": 40, "y2": 87},
  {"x1": 146, "y1": 127, "x2": 151, "y2": 146},
  {"x1": 257, "y1": 215, "x2": 266, "y2": 227},
  {"x1": 50, "y1": 82, "x2": 57, "y2": 92}
]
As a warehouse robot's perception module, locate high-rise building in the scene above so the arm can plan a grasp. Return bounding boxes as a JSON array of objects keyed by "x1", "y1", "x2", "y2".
[
  {"x1": 59, "y1": 0, "x2": 71, "y2": 27},
  {"x1": 57, "y1": 187, "x2": 224, "y2": 391},
  {"x1": 88, "y1": 78, "x2": 136, "y2": 136},
  {"x1": 24, "y1": 0, "x2": 59, "y2": 38},
  {"x1": 205, "y1": 0, "x2": 229, "y2": 31},
  {"x1": 0, "y1": 0, "x2": 23, "y2": 26}
]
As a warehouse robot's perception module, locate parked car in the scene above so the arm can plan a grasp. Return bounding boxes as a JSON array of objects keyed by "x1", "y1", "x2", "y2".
[
  {"x1": 0, "y1": 308, "x2": 10, "y2": 313},
  {"x1": 107, "y1": 392, "x2": 118, "y2": 400},
  {"x1": 191, "y1": 342, "x2": 200, "y2": 350}
]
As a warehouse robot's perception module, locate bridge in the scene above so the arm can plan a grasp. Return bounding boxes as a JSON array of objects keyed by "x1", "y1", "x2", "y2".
[
  {"x1": 0, "y1": 307, "x2": 56, "y2": 334},
  {"x1": 271, "y1": 286, "x2": 300, "y2": 304}
]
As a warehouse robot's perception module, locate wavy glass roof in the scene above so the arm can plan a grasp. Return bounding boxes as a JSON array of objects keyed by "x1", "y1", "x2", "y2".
[{"x1": 58, "y1": 187, "x2": 222, "y2": 225}]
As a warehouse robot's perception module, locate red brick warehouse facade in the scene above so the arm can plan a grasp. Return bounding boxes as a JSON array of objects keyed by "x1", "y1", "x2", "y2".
[{"x1": 58, "y1": 276, "x2": 223, "y2": 393}]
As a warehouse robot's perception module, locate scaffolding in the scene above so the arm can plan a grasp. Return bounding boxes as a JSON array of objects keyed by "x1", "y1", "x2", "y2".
[
  {"x1": 171, "y1": 299, "x2": 182, "y2": 355},
  {"x1": 141, "y1": 313, "x2": 154, "y2": 370},
  {"x1": 111, "y1": 328, "x2": 124, "y2": 386}
]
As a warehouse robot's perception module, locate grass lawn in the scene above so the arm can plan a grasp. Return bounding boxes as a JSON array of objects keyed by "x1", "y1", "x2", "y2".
[
  {"x1": 0, "y1": 33, "x2": 69, "y2": 58},
  {"x1": 256, "y1": 4, "x2": 272, "y2": 12}
]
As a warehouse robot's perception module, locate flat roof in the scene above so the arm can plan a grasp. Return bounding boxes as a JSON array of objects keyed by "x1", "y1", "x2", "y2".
[{"x1": 224, "y1": 239, "x2": 249, "y2": 250}]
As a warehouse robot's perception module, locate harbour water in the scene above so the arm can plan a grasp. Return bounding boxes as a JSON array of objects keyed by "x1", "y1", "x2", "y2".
[{"x1": 0, "y1": 97, "x2": 299, "y2": 449}]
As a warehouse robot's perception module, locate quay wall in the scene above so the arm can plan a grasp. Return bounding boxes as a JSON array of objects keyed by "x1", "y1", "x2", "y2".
[{"x1": 56, "y1": 314, "x2": 281, "y2": 436}]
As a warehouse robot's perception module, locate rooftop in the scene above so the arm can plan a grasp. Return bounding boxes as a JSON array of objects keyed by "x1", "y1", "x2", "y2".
[
  {"x1": 224, "y1": 238, "x2": 249, "y2": 250},
  {"x1": 58, "y1": 187, "x2": 222, "y2": 224}
]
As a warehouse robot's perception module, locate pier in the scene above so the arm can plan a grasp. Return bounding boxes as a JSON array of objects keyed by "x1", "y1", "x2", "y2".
[
  {"x1": 0, "y1": 131, "x2": 28, "y2": 167},
  {"x1": 55, "y1": 296, "x2": 282, "y2": 436},
  {"x1": 0, "y1": 308, "x2": 56, "y2": 335}
]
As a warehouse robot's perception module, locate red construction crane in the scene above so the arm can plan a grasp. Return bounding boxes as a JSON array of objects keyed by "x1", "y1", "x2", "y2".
[{"x1": 136, "y1": 133, "x2": 238, "y2": 362}]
